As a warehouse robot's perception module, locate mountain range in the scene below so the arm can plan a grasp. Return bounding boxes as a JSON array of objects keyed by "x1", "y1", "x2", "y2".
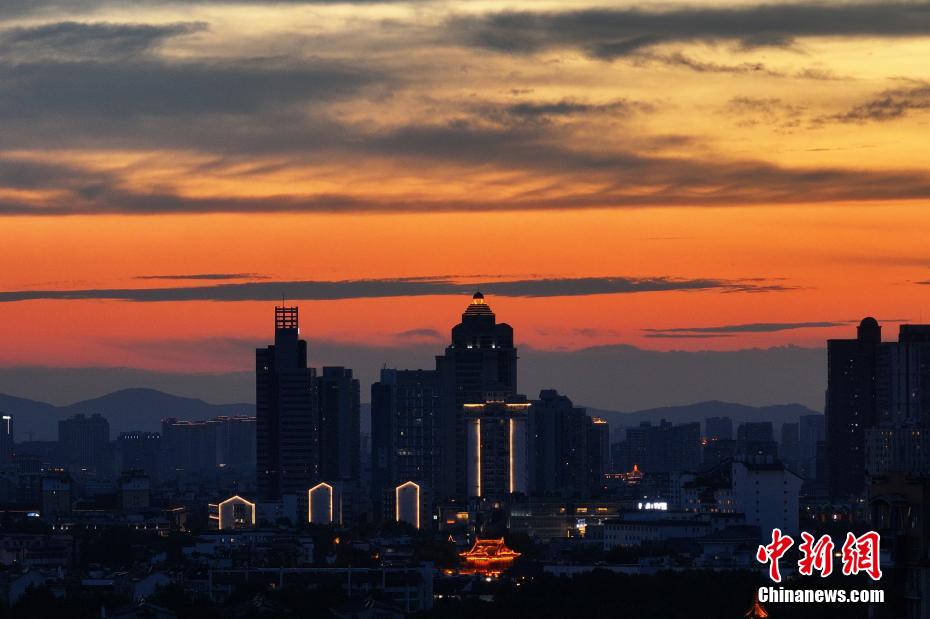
[
  {"x1": 0, "y1": 388, "x2": 820, "y2": 443},
  {"x1": 0, "y1": 388, "x2": 253, "y2": 442}
]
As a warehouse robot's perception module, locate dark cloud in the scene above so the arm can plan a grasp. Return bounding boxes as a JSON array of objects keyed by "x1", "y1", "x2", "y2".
[
  {"x1": 643, "y1": 332, "x2": 734, "y2": 339},
  {"x1": 0, "y1": 57, "x2": 375, "y2": 119},
  {"x1": 447, "y1": 4, "x2": 930, "y2": 59},
  {"x1": 495, "y1": 99, "x2": 651, "y2": 123},
  {"x1": 6, "y1": 117, "x2": 930, "y2": 214},
  {"x1": 830, "y1": 83, "x2": 930, "y2": 123},
  {"x1": 0, "y1": 0, "x2": 414, "y2": 17},
  {"x1": 134, "y1": 273, "x2": 268, "y2": 281},
  {"x1": 0, "y1": 21, "x2": 206, "y2": 60},
  {"x1": 645, "y1": 321, "x2": 846, "y2": 336},
  {"x1": 395, "y1": 328, "x2": 444, "y2": 339},
  {"x1": 0, "y1": 275, "x2": 788, "y2": 303}
]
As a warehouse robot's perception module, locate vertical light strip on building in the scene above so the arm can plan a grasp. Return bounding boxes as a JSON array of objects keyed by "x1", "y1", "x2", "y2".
[
  {"x1": 509, "y1": 417, "x2": 514, "y2": 494},
  {"x1": 476, "y1": 417, "x2": 482, "y2": 498}
]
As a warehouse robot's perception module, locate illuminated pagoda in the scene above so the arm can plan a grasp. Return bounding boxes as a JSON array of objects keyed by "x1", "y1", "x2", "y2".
[
  {"x1": 460, "y1": 538, "x2": 521, "y2": 577},
  {"x1": 744, "y1": 593, "x2": 769, "y2": 618}
]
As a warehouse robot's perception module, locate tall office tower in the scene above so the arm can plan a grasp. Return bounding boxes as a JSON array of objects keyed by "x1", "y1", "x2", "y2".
[
  {"x1": 0, "y1": 414, "x2": 12, "y2": 463},
  {"x1": 587, "y1": 417, "x2": 610, "y2": 493},
  {"x1": 436, "y1": 292, "x2": 518, "y2": 500},
  {"x1": 780, "y1": 422, "x2": 800, "y2": 471},
  {"x1": 798, "y1": 414, "x2": 825, "y2": 480},
  {"x1": 464, "y1": 399, "x2": 529, "y2": 501},
  {"x1": 527, "y1": 389, "x2": 590, "y2": 497},
  {"x1": 256, "y1": 306, "x2": 317, "y2": 501},
  {"x1": 315, "y1": 367, "x2": 361, "y2": 483},
  {"x1": 826, "y1": 317, "x2": 881, "y2": 499},
  {"x1": 58, "y1": 413, "x2": 110, "y2": 472},
  {"x1": 705, "y1": 416, "x2": 733, "y2": 441},
  {"x1": 371, "y1": 369, "x2": 441, "y2": 516}
]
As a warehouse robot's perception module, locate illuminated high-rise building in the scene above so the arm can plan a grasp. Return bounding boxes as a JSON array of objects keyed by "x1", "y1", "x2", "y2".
[
  {"x1": 437, "y1": 292, "x2": 518, "y2": 500},
  {"x1": 464, "y1": 398, "x2": 529, "y2": 501},
  {"x1": 256, "y1": 306, "x2": 317, "y2": 501}
]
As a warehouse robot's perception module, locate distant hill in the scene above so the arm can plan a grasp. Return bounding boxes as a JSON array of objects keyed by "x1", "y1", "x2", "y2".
[
  {"x1": 584, "y1": 400, "x2": 821, "y2": 441},
  {"x1": 0, "y1": 388, "x2": 254, "y2": 441},
  {"x1": 0, "y1": 389, "x2": 819, "y2": 444}
]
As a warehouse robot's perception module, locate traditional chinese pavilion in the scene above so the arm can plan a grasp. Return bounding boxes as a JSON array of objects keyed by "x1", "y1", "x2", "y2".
[
  {"x1": 744, "y1": 593, "x2": 769, "y2": 618},
  {"x1": 460, "y1": 538, "x2": 521, "y2": 577}
]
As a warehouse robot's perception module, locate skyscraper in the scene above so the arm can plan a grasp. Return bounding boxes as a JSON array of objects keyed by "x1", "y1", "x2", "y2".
[
  {"x1": 436, "y1": 292, "x2": 518, "y2": 500},
  {"x1": 798, "y1": 414, "x2": 825, "y2": 481},
  {"x1": 315, "y1": 367, "x2": 361, "y2": 483},
  {"x1": 527, "y1": 389, "x2": 589, "y2": 497},
  {"x1": 256, "y1": 306, "x2": 317, "y2": 501},
  {"x1": 464, "y1": 399, "x2": 529, "y2": 501},
  {"x1": 58, "y1": 413, "x2": 110, "y2": 473},
  {"x1": 370, "y1": 368, "x2": 441, "y2": 516},
  {"x1": 826, "y1": 317, "x2": 881, "y2": 499}
]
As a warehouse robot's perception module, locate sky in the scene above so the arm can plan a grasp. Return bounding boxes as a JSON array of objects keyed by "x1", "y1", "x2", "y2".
[{"x1": 1, "y1": 0, "x2": 930, "y2": 409}]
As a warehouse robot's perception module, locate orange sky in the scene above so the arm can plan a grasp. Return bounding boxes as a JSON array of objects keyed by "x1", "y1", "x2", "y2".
[{"x1": 2, "y1": 1, "x2": 930, "y2": 374}]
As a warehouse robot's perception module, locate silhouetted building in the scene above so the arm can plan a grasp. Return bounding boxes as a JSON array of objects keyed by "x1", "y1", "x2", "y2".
[
  {"x1": 161, "y1": 419, "x2": 216, "y2": 474},
  {"x1": 256, "y1": 306, "x2": 317, "y2": 501},
  {"x1": 0, "y1": 414, "x2": 12, "y2": 463},
  {"x1": 214, "y1": 416, "x2": 257, "y2": 468},
  {"x1": 436, "y1": 292, "x2": 518, "y2": 500},
  {"x1": 371, "y1": 369, "x2": 441, "y2": 516},
  {"x1": 615, "y1": 420, "x2": 701, "y2": 473},
  {"x1": 464, "y1": 398, "x2": 529, "y2": 501},
  {"x1": 736, "y1": 421, "x2": 777, "y2": 460},
  {"x1": 315, "y1": 367, "x2": 360, "y2": 483},
  {"x1": 587, "y1": 417, "x2": 610, "y2": 494},
  {"x1": 780, "y1": 422, "x2": 800, "y2": 471},
  {"x1": 41, "y1": 472, "x2": 73, "y2": 517},
  {"x1": 702, "y1": 438, "x2": 736, "y2": 467},
  {"x1": 798, "y1": 414, "x2": 825, "y2": 480},
  {"x1": 58, "y1": 413, "x2": 110, "y2": 473},
  {"x1": 116, "y1": 431, "x2": 162, "y2": 479},
  {"x1": 527, "y1": 390, "x2": 589, "y2": 497},
  {"x1": 119, "y1": 470, "x2": 151, "y2": 510},
  {"x1": 736, "y1": 421, "x2": 773, "y2": 442},
  {"x1": 864, "y1": 324, "x2": 930, "y2": 480},
  {"x1": 826, "y1": 317, "x2": 881, "y2": 499},
  {"x1": 705, "y1": 416, "x2": 733, "y2": 441}
]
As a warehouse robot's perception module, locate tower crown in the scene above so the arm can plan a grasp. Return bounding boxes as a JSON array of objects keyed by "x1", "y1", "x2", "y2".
[{"x1": 465, "y1": 291, "x2": 493, "y2": 316}]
